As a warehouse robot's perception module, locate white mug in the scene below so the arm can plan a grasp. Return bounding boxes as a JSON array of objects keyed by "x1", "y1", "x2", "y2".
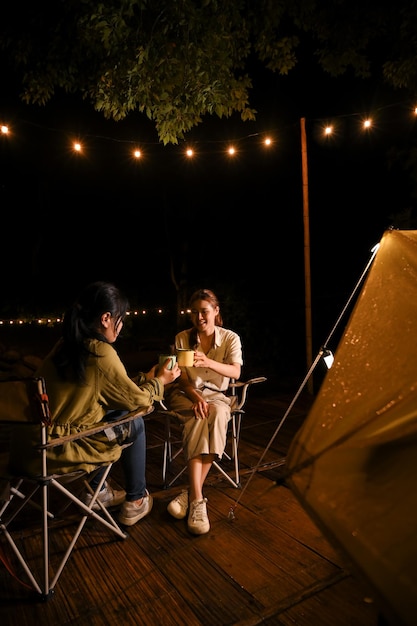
[{"x1": 158, "y1": 355, "x2": 177, "y2": 370}]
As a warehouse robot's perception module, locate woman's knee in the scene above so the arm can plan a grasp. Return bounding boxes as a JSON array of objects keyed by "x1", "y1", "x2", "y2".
[{"x1": 127, "y1": 416, "x2": 145, "y2": 441}]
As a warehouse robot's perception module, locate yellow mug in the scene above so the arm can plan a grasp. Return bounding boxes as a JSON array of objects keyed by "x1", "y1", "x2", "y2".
[{"x1": 176, "y1": 349, "x2": 195, "y2": 367}]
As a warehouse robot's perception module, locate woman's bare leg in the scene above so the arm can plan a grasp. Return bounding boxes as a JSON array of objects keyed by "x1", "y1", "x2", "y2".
[{"x1": 188, "y1": 454, "x2": 215, "y2": 501}]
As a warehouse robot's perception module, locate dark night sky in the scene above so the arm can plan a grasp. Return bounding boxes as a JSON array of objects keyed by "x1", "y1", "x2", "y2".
[{"x1": 1, "y1": 59, "x2": 416, "y2": 369}]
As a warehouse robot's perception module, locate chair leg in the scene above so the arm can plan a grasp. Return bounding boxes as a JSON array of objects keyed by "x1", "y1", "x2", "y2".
[
  {"x1": 0, "y1": 479, "x2": 55, "y2": 598},
  {"x1": 1, "y1": 481, "x2": 45, "y2": 522},
  {"x1": 0, "y1": 464, "x2": 129, "y2": 599},
  {"x1": 48, "y1": 464, "x2": 127, "y2": 594},
  {"x1": 211, "y1": 413, "x2": 241, "y2": 488},
  {"x1": 162, "y1": 414, "x2": 172, "y2": 487},
  {"x1": 160, "y1": 408, "x2": 244, "y2": 490},
  {"x1": 230, "y1": 413, "x2": 240, "y2": 487},
  {"x1": 164, "y1": 464, "x2": 187, "y2": 489},
  {"x1": 162, "y1": 413, "x2": 186, "y2": 489},
  {"x1": 212, "y1": 460, "x2": 240, "y2": 488},
  {"x1": 1, "y1": 523, "x2": 46, "y2": 596}
]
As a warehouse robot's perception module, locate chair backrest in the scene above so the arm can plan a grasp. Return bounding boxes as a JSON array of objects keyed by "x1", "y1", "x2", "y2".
[
  {"x1": 0, "y1": 376, "x2": 154, "y2": 480},
  {"x1": 0, "y1": 377, "x2": 50, "y2": 425},
  {"x1": 0, "y1": 375, "x2": 153, "y2": 443}
]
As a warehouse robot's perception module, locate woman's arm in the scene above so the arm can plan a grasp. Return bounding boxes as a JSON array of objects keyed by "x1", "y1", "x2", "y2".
[{"x1": 193, "y1": 352, "x2": 241, "y2": 380}]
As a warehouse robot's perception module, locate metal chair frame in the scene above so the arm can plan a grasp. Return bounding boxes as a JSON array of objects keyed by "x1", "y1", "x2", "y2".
[
  {"x1": 0, "y1": 376, "x2": 153, "y2": 600},
  {"x1": 160, "y1": 377, "x2": 267, "y2": 489}
]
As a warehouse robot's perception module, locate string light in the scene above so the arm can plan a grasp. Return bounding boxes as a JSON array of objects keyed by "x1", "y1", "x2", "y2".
[
  {"x1": 1, "y1": 100, "x2": 416, "y2": 162},
  {"x1": 0, "y1": 308, "x2": 179, "y2": 326},
  {"x1": 3, "y1": 104, "x2": 413, "y2": 330}
]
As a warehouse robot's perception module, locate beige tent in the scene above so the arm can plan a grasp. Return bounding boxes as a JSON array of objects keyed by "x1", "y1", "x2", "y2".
[{"x1": 287, "y1": 229, "x2": 417, "y2": 626}]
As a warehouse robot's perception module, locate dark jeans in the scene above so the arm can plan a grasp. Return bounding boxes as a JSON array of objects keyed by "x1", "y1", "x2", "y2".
[{"x1": 90, "y1": 410, "x2": 147, "y2": 501}]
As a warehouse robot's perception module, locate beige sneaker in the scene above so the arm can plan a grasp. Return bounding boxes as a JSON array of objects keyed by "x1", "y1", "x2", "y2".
[
  {"x1": 187, "y1": 498, "x2": 210, "y2": 535},
  {"x1": 83, "y1": 481, "x2": 126, "y2": 511},
  {"x1": 118, "y1": 490, "x2": 153, "y2": 526},
  {"x1": 167, "y1": 490, "x2": 189, "y2": 519}
]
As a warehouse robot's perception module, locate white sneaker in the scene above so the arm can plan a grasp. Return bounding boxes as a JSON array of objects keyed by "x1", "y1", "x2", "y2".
[
  {"x1": 167, "y1": 490, "x2": 189, "y2": 519},
  {"x1": 187, "y1": 498, "x2": 210, "y2": 535},
  {"x1": 83, "y1": 481, "x2": 126, "y2": 511},
  {"x1": 118, "y1": 490, "x2": 153, "y2": 526}
]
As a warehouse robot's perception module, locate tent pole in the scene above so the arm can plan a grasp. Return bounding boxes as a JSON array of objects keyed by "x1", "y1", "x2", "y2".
[
  {"x1": 321, "y1": 242, "x2": 379, "y2": 350},
  {"x1": 229, "y1": 241, "x2": 380, "y2": 508}
]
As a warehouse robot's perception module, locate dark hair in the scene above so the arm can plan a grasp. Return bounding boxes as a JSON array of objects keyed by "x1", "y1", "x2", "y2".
[
  {"x1": 53, "y1": 281, "x2": 129, "y2": 384},
  {"x1": 189, "y1": 288, "x2": 223, "y2": 348}
]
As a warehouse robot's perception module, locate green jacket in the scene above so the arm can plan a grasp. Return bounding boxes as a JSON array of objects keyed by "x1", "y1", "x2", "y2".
[{"x1": 10, "y1": 338, "x2": 163, "y2": 476}]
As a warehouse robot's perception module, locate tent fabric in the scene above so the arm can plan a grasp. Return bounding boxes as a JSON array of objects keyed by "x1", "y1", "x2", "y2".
[{"x1": 286, "y1": 229, "x2": 417, "y2": 626}]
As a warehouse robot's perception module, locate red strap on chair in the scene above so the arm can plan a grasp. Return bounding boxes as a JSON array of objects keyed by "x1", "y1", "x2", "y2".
[{"x1": 33, "y1": 378, "x2": 52, "y2": 426}]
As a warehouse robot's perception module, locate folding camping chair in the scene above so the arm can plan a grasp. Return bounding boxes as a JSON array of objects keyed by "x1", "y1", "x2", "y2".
[
  {"x1": 0, "y1": 376, "x2": 153, "y2": 600},
  {"x1": 159, "y1": 376, "x2": 267, "y2": 489}
]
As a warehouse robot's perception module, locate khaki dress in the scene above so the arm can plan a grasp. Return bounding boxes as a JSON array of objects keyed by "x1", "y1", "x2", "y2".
[{"x1": 165, "y1": 326, "x2": 243, "y2": 461}]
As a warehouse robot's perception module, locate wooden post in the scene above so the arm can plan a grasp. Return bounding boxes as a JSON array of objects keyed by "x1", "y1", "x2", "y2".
[{"x1": 300, "y1": 117, "x2": 313, "y2": 394}]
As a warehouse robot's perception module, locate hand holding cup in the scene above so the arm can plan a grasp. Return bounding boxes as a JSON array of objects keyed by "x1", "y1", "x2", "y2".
[
  {"x1": 157, "y1": 355, "x2": 181, "y2": 385},
  {"x1": 158, "y1": 355, "x2": 177, "y2": 370}
]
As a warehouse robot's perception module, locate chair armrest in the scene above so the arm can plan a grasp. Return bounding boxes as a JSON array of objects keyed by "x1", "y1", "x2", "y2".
[
  {"x1": 156, "y1": 377, "x2": 267, "y2": 415},
  {"x1": 229, "y1": 376, "x2": 267, "y2": 390},
  {"x1": 40, "y1": 406, "x2": 154, "y2": 449},
  {"x1": 229, "y1": 376, "x2": 267, "y2": 411}
]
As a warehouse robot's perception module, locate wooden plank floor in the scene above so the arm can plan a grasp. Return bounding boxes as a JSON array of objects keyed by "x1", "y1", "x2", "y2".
[{"x1": 0, "y1": 387, "x2": 382, "y2": 626}]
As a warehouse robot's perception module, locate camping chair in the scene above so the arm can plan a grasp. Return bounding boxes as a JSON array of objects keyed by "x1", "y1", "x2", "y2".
[
  {"x1": 159, "y1": 376, "x2": 267, "y2": 489},
  {"x1": 0, "y1": 376, "x2": 153, "y2": 600}
]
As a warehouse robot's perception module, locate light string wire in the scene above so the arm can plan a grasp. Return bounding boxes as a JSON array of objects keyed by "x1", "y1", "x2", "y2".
[{"x1": 2, "y1": 99, "x2": 417, "y2": 158}]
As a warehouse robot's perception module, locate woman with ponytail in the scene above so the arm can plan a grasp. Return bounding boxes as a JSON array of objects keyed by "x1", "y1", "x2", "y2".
[{"x1": 165, "y1": 289, "x2": 243, "y2": 535}]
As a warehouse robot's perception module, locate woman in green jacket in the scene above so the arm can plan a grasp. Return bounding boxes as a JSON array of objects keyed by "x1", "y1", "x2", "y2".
[{"x1": 11, "y1": 281, "x2": 180, "y2": 526}]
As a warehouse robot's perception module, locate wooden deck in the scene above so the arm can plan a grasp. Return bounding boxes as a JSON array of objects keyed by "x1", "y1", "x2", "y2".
[{"x1": 1, "y1": 385, "x2": 382, "y2": 626}]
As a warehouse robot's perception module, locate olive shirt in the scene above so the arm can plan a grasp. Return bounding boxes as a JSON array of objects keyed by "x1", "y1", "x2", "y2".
[{"x1": 9, "y1": 338, "x2": 164, "y2": 477}]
